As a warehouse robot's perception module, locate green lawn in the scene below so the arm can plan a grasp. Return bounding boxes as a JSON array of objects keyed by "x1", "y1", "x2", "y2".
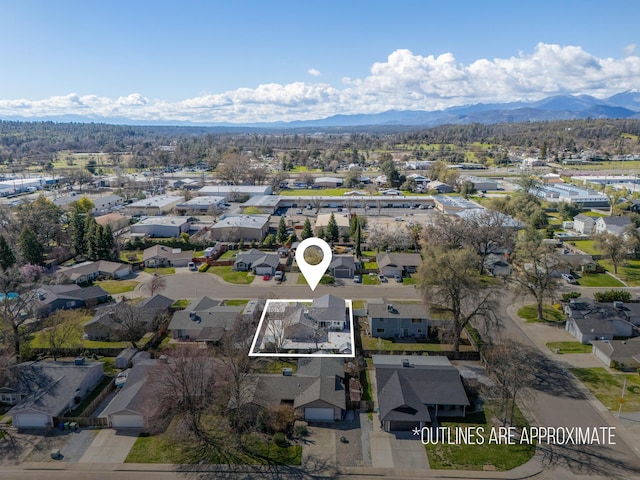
[
  {"x1": 259, "y1": 360, "x2": 297, "y2": 374},
  {"x1": 280, "y1": 188, "x2": 353, "y2": 196},
  {"x1": 517, "y1": 304, "x2": 566, "y2": 323},
  {"x1": 224, "y1": 299, "x2": 250, "y2": 306},
  {"x1": 425, "y1": 402, "x2": 536, "y2": 471},
  {"x1": 581, "y1": 211, "x2": 608, "y2": 217},
  {"x1": 546, "y1": 341, "x2": 592, "y2": 354},
  {"x1": 600, "y1": 259, "x2": 640, "y2": 286},
  {"x1": 296, "y1": 274, "x2": 308, "y2": 285},
  {"x1": 571, "y1": 368, "x2": 640, "y2": 411},
  {"x1": 352, "y1": 300, "x2": 365, "y2": 310},
  {"x1": 363, "y1": 261, "x2": 378, "y2": 270},
  {"x1": 95, "y1": 279, "x2": 138, "y2": 294},
  {"x1": 143, "y1": 267, "x2": 175, "y2": 275},
  {"x1": 362, "y1": 274, "x2": 381, "y2": 285},
  {"x1": 361, "y1": 335, "x2": 443, "y2": 351},
  {"x1": 219, "y1": 249, "x2": 240, "y2": 259},
  {"x1": 126, "y1": 430, "x2": 301, "y2": 465},
  {"x1": 570, "y1": 240, "x2": 601, "y2": 255},
  {"x1": 119, "y1": 250, "x2": 143, "y2": 263},
  {"x1": 208, "y1": 266, "x2": 253, "y2": 284},
  {"x1": 402, "y1": 275, "x2": 419, "y2": 285},
  {"x1": 361, "y1": 251, "x2": 377, "y2": 258},
  {"x1": 577, "y1": 273, "x2": 625, "y2": 287},
  {"x1": 171, "y1": 299, "x2": 190, "y2": 309}
]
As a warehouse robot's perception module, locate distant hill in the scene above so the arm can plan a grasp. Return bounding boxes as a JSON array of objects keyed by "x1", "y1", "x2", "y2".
[{"x1": 3, "y1": 90, "x2": 640, "y2": 128}]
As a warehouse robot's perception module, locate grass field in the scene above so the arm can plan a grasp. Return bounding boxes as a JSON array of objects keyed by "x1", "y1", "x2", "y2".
[
  {"x1": 577, "y1": 273, "x2": 625, "y2": 287},
  {"x1": 600, "y1": 259, "x2": 640, "y2": 286},
  {"x1": 570, "y1": 239, "x2": 601, "y2": 255},
  {"x1": 517, "y1": 304, "x2": 566, "y2": 323},
  {"x1": 208, "y1": 266, "x2": 253, "y2": 284},
  {"x1": 571, "y1": 368, "x2": 640, "y2": 411},
  {"x1": 95, "y1": 279, "x2": 138, "y2": 294},
  {"x1": 425, "y1": 402, "x2": 535, "y2": 471},
  {"x1": 546, "y1": 341, "x2": 592, "y2": 354}
]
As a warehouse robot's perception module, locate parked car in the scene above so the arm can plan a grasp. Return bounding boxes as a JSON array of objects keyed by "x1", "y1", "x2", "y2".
[
  {"x1": 274, "y1": 271, "x2": 284, "y2": 282},
  {"x1": 394, "y1": 274, "x2": 403, "y2": 283},
  {"x1": 188, "y1": 262, "x2": 197, "y2": 271},
  {"x1": 378, "y1": 274, "x2": 388, "y2": 282},
  {"x1": 353, "y1": 275, "x2": 362, "y2": 284},
  {"x1": 263, "y1": 274, "x2": 271, "y2": 281},
  {"x1": 561, "y1": 273, "x2": 577, "y2": 284}
]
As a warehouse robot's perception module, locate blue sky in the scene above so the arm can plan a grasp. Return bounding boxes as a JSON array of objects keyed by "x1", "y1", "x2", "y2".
[{"x1": 1, "y1": 0, "x2": 639, "y2": 123}]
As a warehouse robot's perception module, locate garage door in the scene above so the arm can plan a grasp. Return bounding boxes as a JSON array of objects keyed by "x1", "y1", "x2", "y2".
[
  {"x1": 111, "y1": 414, "x2": 144, "y2": 429},
  {"x1": 255, "y1": 266, "x2": 272, "y2": 276},
  {"x1": 304, "y1": 408, "x2": 334, "y2": 421},
  {"x1": 15, "y1": 413, "x2": 49, "y2": 428},
  {"x1": 333, "y1": 268, "x2": 351, "y2": 278}
]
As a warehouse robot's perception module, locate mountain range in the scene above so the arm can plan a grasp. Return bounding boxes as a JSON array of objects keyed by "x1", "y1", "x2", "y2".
[{"x1": 3, "y1": 90, "x2": 640, "y2": 129}]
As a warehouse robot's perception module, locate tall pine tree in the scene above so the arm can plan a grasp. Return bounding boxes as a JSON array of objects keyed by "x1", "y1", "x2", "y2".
[
  {"x1": 0, "y1": 234, "x2": 16, "y2": 270},
  {"x1": 301, "y1": 218, "x2": 313, "y2": 240},
  {"x1": 276, "y1": 216, "x2": 288, "y2": 244},
  {"x1": 326, "y1": 213, "x2": 339, "y2": 243},
  {"x1": 19, "y1": 226, "x2": 44, "y2": 265}
]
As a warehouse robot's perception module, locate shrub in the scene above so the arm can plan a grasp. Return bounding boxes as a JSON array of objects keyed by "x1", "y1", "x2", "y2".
[
  {"x1": 562, "y1": 291, "x2": 582, "y2": 301},
  {"x1": 294, "y1": 424, "x2": 309, "y2": 438},
  {"x1": 273, "y1": 432, "x2": 289, "y2": 448},
  {"x1": 593, "y1": 290, "x2": 631, "y2": 302}
]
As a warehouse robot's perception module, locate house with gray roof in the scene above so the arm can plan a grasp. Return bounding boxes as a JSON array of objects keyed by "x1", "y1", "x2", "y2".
[
  {"x1": 595, "y1": 216, "x2": 632, "y2": 235},
  {"x1": 58, "y1": 260, "x2": 132, "y2": 284},
  {"x1": 591, "y1": 338, "x2": 640, "y2": 371},
  {"x1": 376, "y1": 252, "x2": 422, "y2": 278},
  {"x1": 142, "y1": 245, "x2": 195, "y2": 268},
  {"x1": 373, "y1": 355, "x2": 469, "y2": 432},
  {"x1": 35, "y1": 284, "x2": 109, "y2": 318},
  {"x1": 211, "y1": 215, "x2": 270, "y2": 242},
  {"x1": 564, "y1": 299, "x2": 634, "y2": 344},
  {"x1": 329, "y1": 255, "x2": 357, "y2": 278},
  {"x1": 168, "y1": 296, "x2": 245, "y2": 342},
  {"x1": 233, "y1": 249, "x2": 280, "y2": 276},
  {"x1": 84, "y1": 294, "x2": 173, "y2": 341},
  {"x1": 6, "y1": 360, "x2": 104, "y2": 429},
  {"x1": 573, "y1": 214, "x2": 596, "y2": 235},
  {"x1": 367, "y1": 299, "x2": 429, "y2": 339},
  {"x1": 101, "y1": 359, "x2": 158, "y2": 430},
  {"x1": 235, "y1": 357, "x2": 346, "y2": 422}
]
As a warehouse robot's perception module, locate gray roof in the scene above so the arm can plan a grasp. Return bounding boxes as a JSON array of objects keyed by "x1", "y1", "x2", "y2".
[
  {"x1": 329, "y1": 255, "x2": 356, "y2": 271},
  {"x1": 36, "y1": 284, "x2": 109, "y2": 306},
  {"x1": 375, "y1": 359, "x2": 469, "y2": 423},
  {"x1": 142, "y1": 245, "x2": 194, "y2": 262},
  {"x1": 572, "y1": 317, "x2": 619, "y2": 336},
  {"x1": 8, "y1": 361, "x2": 103, "y2": 418},
  {"x1": 101, "y1": 360, "x2": 158, "y2": 417},
  {"x1": 566, "y1": 299, "x2": 624, "y2": 321},
  {"x1": 377, "y1": 253, "x2": 422, "y2": 269},
  {"x1": 591, "y1": 338, "x2": 640, "y2": 359},
  {"x1": 169, "y1": 300, "x2": 244, "y2": 341},
  {"x1": 212, "y1": 215, "x2": 269, "y2": 229},
  {"x1": 58, "y1": 260, "x2": 131, "y2": 280},
  {"x1": 85, "y1": 295, "x2": 172, "y2": 333},
  {"x1": 367, "y1": 301, "x2": 428, "y2": 319},
  {"x1": 234, "y1": 249, "x2": 280, "y2": 269},
  {"x1": 598, "y1": 216, "x2": 632, "y2": 227}
]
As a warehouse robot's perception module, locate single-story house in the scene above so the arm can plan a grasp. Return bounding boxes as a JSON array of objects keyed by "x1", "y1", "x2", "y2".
[
  {"x1": 591, "y1": 338, "x2": 640, "y2": 371},
  {"x1": 233, "y1": 249, "x2": 280, "y2": 276},
  {"x1": 129, "y1": 216, "x2": 191, "y2": 238},
  {"x1": 427, "y1": 181, "x2": 454, "y2": 193},
  {"x1": 6, "y1": 360, "x2": 104, "y2": 429},
  {"x1": 100, "y1": 359, "x2": 159, "y2": 430},
  {"x1": 564, "y1": 299, "x2": 634, "y2": 344},
  {"x1": 314, "y1": 213, "x2": 350, "y2": 237},
  {"x1": 142, "y1": 245, "x2": 195, "y2": 268},
  {"x1": 168, "y1": 296, "x2": 245, "y2": 342},
  {"x1": 376, "y1": 252, "x2": 422, "y2": 278},
  {"x1": 58, "y1": 260, "x2": 132, "y2": 284},
  {"x1": 483, "y1": 254, "x2": 511, "y2": 277},
  {"x1": 572, "y1": 214, "x2": 596, "y2": 235},
  {"x1": 561, "y1": 253, "x2": 599, "y2": 274},
  {"x1": 367, "y1": 299, "x2": 429, "y2": 339},
  {"x1": 595, "y1": 216, "x2": 632, "y2": 235},
  {"x1": 35, "y1": 284, "x2": 110, "y2": 317},
  {"x1": 373, "y1": 355, "x2": 469, "y2": 432},
  {"x1": 84, "y1": 294, "x2": 173, "y2": 341},
  {"x1": 235, "y1": 357, "x2": 346, "y2": 422},
  {"x1": 210, "y1": 215, "x2": 270, "y2": 242},
  {"x1": 329, "y1": 255, "x2": 357, "y2": 278}
]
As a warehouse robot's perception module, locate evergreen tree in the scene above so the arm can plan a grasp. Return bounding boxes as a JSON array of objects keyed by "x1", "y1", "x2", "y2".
[
  {"x1": 301, "y1": 218, "x2": 313, "y2": 240},
  {"x1": 85, "y1": 216, "x2": 99, "y2": 260},
  {"x1": 326, "y1": 213, "x2": 339, "y2": 243},
  {"x1": 355, "y1": 220, "x2": 362, "y2": 258},
  {"x1": 276, "y1": 216, "x2": 288, "y2": 244},
  {"x1": 19, "y1": 226, "x2": 44, "y2": 265},
  {"x1": 0, "y1": 234, "x2": 16, "y2": 270},
  {"x1": 287, "y1": 231, "x2": 298, "y2": 244},
  {"x1": 316, "y1": 227, "x2": 325, "y2": 240},
  {"x1": 69, "y1": 209, "x2": 87, "y2": 256}
]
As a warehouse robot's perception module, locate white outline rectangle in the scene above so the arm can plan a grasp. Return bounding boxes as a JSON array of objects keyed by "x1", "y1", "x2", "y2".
[{"x1": 249, "y1": 298, "x2": 355, "y2": 358}]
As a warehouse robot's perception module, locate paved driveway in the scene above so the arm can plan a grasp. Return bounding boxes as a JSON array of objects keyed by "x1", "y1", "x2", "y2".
[
  {"x1": 78, "y1": 428, "x2": 139, "y2": 463},
  {"x1": 303, "y1": 424, "x2": 336, "y2": 474}
]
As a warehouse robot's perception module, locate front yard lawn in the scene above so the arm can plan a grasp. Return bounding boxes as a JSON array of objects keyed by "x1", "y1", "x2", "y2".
[
  {"x1": 571, "y1": 367, "x2": 640, "y2": 411},
  {"x1": 224, "y1": 299, "x2": 250, "y2": 306},
  {"x1": 95, "y1": 279, "x2": 138, "y2": 294},
  {"x1": 517, "y1": 304, "x2": 565, "y2": 323},
  {"x1": 570, "y1": 240, "x2": 601, "y2": 255},
  {"x1": 208, "y1": 266, "x2": 253, "y2": 284},
  {"x1": 425, "y1": 401, "x2": 535, "y2": 471},
  {"x1": 600, "y1": 259, "x2": 640, "y2": 286},
  {"x1": 546, "y1": 341, "x2": 592, "y2": 354},
  {"x1": 362, "y1": 274, "x2": 380, "y2": 285},
  {"x1": 143, "y1": 267, "x2": 176, "y2": 275},
  {"x1": 577, "y1": 273, "x2": 625, "y2": 287}
]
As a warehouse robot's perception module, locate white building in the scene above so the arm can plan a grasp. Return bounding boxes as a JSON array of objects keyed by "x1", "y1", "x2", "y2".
[
  {"x1": 125, "y1": 195, "x2": 184, "y2": 216},
  {"x1": 130, "y1": 216, "x2": 191, "y2": 238}
]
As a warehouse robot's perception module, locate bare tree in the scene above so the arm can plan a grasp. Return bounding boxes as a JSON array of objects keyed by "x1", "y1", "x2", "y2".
[
  {"x1": 595, "y1": 232, "x2": 627, "y2": 274},
  {"x1": 485, "y1": 341, "x2": 536, "y2": 426},
  {"x1": 418, "y1": 245, "x2": 498, "y2": 352},
  {"x1": 44, "y1": 310, "x2": 83, "y2": 361},
  {"x1": 510, "y1": 228, "x2": 561, "y2": 321},
  {"x1": 146, "y1": 347, "x2": 218, "y2": 443},
  {"x1": 460, "y1": 209, "x2": 517, "y2": 274},
  {"x1": 0, "y1": 268, "x2": 38, "y2": 361},
  {"x1": 115, "y1": 301, "x2": 147, "y2": 349},
  {"x1": 143, "y1": 274, "x2": 167, "y2": 297},
  {"x1": 207, "y1": 202, "x2": 224, "y2": 222}
]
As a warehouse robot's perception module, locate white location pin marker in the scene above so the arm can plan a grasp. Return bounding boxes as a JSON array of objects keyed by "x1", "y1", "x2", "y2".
[{"x1": 296, "y1": 237, "x2": 333, "y2": 291}]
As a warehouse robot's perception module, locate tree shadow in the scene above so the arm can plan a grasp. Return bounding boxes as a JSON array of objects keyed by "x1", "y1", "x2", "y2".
[
  {"x1": 538, "y1": 441, "x2": 640, "y2": 478},
  {"x1": 527, "y1": 351, "x2": 586, "y2": 400}
]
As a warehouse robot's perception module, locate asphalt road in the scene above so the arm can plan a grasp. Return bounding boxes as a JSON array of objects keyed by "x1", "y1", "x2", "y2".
[
  {"x1": 159, "y1": 272, "x2": 423, "y2": 302},
  {"x1": 494, "y1": 289, "x2": 640, "y2": 478}
]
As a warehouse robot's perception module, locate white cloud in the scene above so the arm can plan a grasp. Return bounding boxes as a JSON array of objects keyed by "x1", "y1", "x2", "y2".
[
  {"x1": 624, "y1": 44, "x2": 637, "y2": 56},
  {"x1": 308, "y1": 68, "x2": 321, "y2": 77},
  {"x1": 1, "y1": 44, "x2": 640, "y2": 123}
]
